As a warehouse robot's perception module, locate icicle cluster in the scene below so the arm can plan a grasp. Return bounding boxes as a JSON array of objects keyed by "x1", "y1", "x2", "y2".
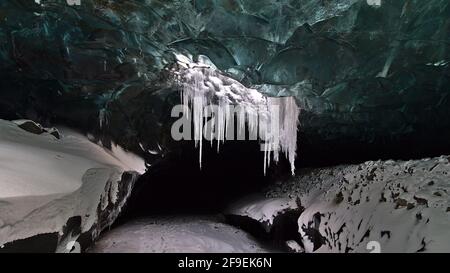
[
  {"x1": 264, "y1": 97, "x2": 300, "y2": 175},
  {"x1": 174, "y1": 54, "x2": 300, "y2": 175}
]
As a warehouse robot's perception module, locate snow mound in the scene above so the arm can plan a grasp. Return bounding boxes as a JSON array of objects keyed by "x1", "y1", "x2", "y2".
[
  {"x1": 0, "y1": 119, "x2": 144, "y2": 250},
  {"x1": 266, "y1": 156, "x2": 450, "y2": 253}
]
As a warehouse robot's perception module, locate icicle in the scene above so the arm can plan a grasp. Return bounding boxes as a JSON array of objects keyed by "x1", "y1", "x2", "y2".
[
  {"x1": 176, "y1": 54, "x2": 300, "y2": 175},
  {"x1": 99, "y1": 108, "x2": 108, "y2": 129}
]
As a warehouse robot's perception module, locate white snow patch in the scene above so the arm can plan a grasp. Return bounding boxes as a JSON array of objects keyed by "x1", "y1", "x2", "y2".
[
  {"x1": 89, "y1": 216, "x2": 271, "y2": 253},
  {"x1": 226, "y1": 195, "x2": 298, "y2": 227},
  {"x1": 0, "y1": 119, "x2": 142, "y2": 246}
]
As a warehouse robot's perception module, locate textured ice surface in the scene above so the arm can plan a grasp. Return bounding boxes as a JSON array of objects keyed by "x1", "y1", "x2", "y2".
[
  {"x1": 89, "y1": 216, "x2": 271, "y2": 253},
  {"x1": 0, "y1": 119, "x2": 144, "y2": 248},
  {"x1": 0, "y1": 0, "x2": 448, "y2": 166}
]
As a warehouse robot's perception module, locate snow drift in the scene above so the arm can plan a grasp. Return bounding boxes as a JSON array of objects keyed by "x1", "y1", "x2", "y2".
[{"x1": 0, "y1": 119, "x2": 145, "y2": 252}]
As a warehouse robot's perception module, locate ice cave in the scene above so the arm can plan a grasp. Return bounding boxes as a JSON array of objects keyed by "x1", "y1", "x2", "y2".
[{"x1": 0, "y1": 0, "x2": 449, "y2": 255}]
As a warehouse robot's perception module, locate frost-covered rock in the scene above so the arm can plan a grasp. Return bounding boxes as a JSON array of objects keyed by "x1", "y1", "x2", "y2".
[
  {"x1": 0, "y1": 119, "x2": 145, "y2": 252},
  {"x1": 226, "y1": 195, "x2": 299, "y2": 229},
  {"x1": 12, "y1": 119, "x2": 45, "y2": 135},
  {"x1": 12, "y1": 119, "x2": 61, "y2": 139},
  {"x1": 225, "y1": 195, "x2": 303, "y2": 251},
  {"x1": 263, "y1": 156, "x2": 450, "y2": 253}
]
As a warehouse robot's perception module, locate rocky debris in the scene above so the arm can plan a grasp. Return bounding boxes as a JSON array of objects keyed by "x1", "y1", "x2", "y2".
[
  {"x1": 255, "y1": 156, "x2": 450, "y2": 253},
  {"x1": 12, "y1": 119, "x2": 60, "y2": 139},
  {"x1": 13, "y1": 119, "x2": 45, "y2": 135},
  {"x1": 46, "y1": 127, "x2": 61, "y2": 139}
]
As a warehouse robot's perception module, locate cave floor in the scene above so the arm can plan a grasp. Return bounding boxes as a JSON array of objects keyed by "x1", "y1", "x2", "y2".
[{"x1": 88, "y1": 215, "x2": 273, "y2": 253}]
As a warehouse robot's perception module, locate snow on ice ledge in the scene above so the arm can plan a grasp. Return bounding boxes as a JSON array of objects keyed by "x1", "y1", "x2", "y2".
[
  {"x1": 0, "y1": 119, "x2": 145, "y2": 252},
  {"x1": 226, "y1": 195, "x2": 298, "y2": 228},
  {"x1": 173, "y1": 54, "x2": 300, "y2": 175}
]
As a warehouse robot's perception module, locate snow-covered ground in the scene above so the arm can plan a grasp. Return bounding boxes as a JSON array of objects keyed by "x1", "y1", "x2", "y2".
[
  {"x1": 0, "y1": 119, "x2": 145, "y2": 250},
  {"x1": 2, "y1": 117, "x2": 448, "y2": 253},
  {"x1": 255, "y1": 156, "x2": 450, "y2": 253},
  {"x1": 226, "y1": 195, "x2": 299, "y2": 232},
  {"x1": 89, "y1": 216, "x2": 272, "y2": 253}
]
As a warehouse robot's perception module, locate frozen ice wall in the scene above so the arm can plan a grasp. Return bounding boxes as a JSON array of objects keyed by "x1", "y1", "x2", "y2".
[{"x1": 0, "y1": 0, "x2": 448, "y2": 167}]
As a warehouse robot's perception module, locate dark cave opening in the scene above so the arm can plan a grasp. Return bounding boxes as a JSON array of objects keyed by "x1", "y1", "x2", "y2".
[
  {"x1": 118, "y1": 140, "x2": 291, "y2": 220},
  {"x1": 110, "y1": 139, "x2": 298, "y2": 253},
  {"x1": 296, "y1": 128, "x2": 450, "y2": 168}
]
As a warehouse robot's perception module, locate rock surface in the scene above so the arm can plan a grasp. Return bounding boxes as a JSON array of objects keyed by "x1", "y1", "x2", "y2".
[{"x1": 225, "y1": 195, "x2": 304, "y2": 251}]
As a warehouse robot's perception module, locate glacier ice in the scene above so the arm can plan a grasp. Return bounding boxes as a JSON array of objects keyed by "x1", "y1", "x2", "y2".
[
  {"x1": 174, "y1": 55, "x2": 300, "y2": 175},
  {"x1": 0, "y1": 0, "x2": 449, "y2": 168}
]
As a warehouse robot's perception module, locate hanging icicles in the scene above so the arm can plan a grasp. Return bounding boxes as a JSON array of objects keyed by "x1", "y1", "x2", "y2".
[{"x1": 174, "y1": 54, "x2": 300, "y2": 175}]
